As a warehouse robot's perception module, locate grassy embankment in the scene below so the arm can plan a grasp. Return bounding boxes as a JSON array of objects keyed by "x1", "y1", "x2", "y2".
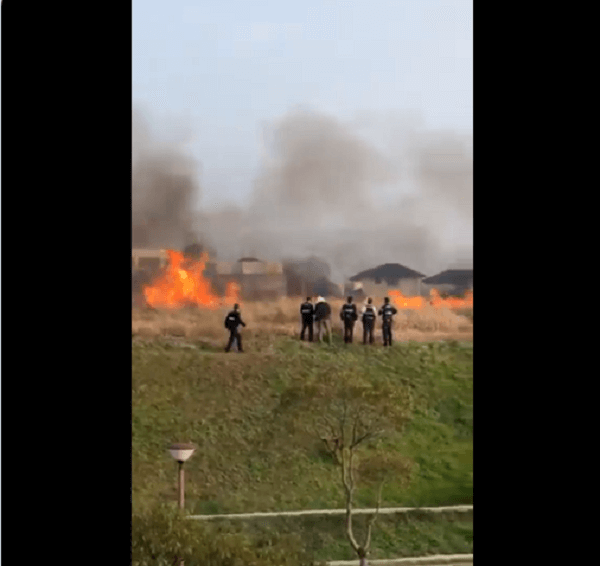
[{"x1": 132, "y1": 311, "x2": 473, "y2": 562}]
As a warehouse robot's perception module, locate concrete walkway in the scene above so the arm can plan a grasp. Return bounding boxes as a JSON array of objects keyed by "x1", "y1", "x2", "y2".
[
  {"x1": 187, "y1": 504, "x2": 473, "y2": 521},
  {"x1": 325, "y1": 554, "x2": 473, "y2": 565}
]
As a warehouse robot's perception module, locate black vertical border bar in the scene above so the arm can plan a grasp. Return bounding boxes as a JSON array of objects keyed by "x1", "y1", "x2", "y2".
[
  {"x1": 0, "y1": 0, "x2": 133, "y2": 561},
  {"x1": 470, "y1": 0, "x2": 548, "y2": 559}
]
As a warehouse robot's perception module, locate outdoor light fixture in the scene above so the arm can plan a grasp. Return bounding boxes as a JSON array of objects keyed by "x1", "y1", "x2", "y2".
[{"x1": 168, "y1": 443, "x2": 196, "y2": 510}]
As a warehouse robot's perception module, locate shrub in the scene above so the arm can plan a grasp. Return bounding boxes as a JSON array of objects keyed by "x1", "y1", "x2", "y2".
[{"x1": 132, "y1": 505, "x2": 324, "y2": 566}]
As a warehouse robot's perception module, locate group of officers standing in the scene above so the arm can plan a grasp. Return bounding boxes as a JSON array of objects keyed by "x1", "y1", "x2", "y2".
[
  {"x1": 300, "y1": 295, "x2": 398, "y2": 346},
  {"x1": 222, "y1": 295, "x2": 399, "y2": 353}
]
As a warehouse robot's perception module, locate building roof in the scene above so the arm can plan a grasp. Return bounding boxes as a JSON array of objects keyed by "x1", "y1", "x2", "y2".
[
  {"x1": 349, "y1": 263, "x2": 426, "y2": 284},
  {"x1": 422, "y1": 269, "x2": 473, "y2": 285}
]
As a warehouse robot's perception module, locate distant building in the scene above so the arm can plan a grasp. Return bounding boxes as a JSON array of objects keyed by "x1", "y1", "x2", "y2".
[
  {"x1": 132, "y1": 248, "x2": 170, "y2": 271},
  {"x1": 422, "y1": 270, "x2": 473, "y2": 296},
  {"x1": 131, "y1": 248, "x2": 171, "y2": 296},
  {"x1": 206, "y1": 257, "x2": 286, "y2": 300},
  {"x1": 348, "y1": 263, "x2": 426, "y2": 297}
]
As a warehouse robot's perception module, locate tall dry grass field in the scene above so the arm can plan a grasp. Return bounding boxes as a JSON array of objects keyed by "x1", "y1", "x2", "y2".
[{"x1": 132, "y1": 296, "x2": 473, "y2": 343}]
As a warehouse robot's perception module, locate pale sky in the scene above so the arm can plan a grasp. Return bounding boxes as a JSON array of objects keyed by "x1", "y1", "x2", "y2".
[{"x1": 133, "y1": 0, "x2": 473, "y2": 213}]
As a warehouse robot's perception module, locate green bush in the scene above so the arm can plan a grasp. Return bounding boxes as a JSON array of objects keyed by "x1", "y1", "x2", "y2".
[{"x1": 132, "y1": 505, "x2": 324, "y2": 566}]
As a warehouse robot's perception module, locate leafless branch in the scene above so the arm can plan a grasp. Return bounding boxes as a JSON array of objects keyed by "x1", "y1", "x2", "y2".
[
  {"x1": 316, "y1": 414, "x2": 337, "y2": 436},
  {"x1": 341, "y1": 398, "x2": 348, "y2": 446},
  {"x1": 345, "y1": 507, "x2": 360, "y2": 554},
  {"x1": 343, "y1": 449, "x2": 360, "y2": 555},
  {"x1": 348, "y1": 446, "x2": 356, "y2": 493},
  {"x1": 350, "y1": 431, "x2": 374, "y2": 449},
  {"x1": 341, "y1": 444, "x2": 351, "y2": 495},
  {"x1": 363, "y1": 481, "x2": 384, "y2": 553},
  {"x1": 351, "y1": 414, "x2": 359, "y2": 447}
]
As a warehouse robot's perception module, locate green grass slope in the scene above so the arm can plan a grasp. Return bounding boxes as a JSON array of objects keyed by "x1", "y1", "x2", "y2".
[{"x1": 132, "y1": 336, "x2": 472, "y2": 561}]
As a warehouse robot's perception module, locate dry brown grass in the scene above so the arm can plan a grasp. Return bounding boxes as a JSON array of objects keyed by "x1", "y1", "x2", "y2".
[{"x1": 132, "y1": 297, "x2": 473, "y2": 342}]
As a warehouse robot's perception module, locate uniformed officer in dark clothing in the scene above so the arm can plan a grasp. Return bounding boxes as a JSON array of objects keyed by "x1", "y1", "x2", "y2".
[
  {"x1": 361, "y1": 298, "x2": 377, "y2": 345},
  {"x1": 378, "y1": 297, "x2": 398, "y2": 347},
  {"x1": 224, "y1": 303, "x2": 246, "y2": 352},
  {"x1": 300, "y1": 296, "x2": 314, "y2": 341},
  {"x1": 340, "y1": 296, "x2": 358, "y2": 343}
]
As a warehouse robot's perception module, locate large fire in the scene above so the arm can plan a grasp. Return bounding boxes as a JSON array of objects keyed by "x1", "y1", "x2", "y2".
[
  {"x1": 143, "y1": 250, "x2": 241, "y2": 309},
  {"x1": 141, "y1": 250, "x2": 471, "y2": 312},
  {"x1": 389, "y1": 289, "x2": 473, "y2": 310}
]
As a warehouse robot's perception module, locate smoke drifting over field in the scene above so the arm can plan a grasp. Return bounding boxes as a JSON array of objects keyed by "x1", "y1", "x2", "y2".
[
  {"x1": 133, "y1": 107, "x2": 472, "y2": 282},
  {"x1": 132, "y1": 110, "x2": 201, "y2": 250},
  {"x1": 250, "y1": 111, "x2": 395, "y2": 226}
]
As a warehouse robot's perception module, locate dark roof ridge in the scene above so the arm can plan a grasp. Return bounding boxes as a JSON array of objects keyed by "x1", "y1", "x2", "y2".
[
  {"x1": 349, "y1": 263, "x2": 426, "y2": 282},
  {"x1": 422, "y1": 269, "x2": 473, "y2": 284}
]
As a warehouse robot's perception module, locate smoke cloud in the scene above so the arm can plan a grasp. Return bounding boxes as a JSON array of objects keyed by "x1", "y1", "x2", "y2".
[
  {"x1": 134, "y1": 107, "x2": 472, "y2": 283},
  {"x1": 199, "y1": 108, "x2": 472, "y2": 281},
  {"x1": 249, "y1": 111, "x2": 395, "y2": 228},
  {"x1": 132, "y1": 109, "x2": 201, "y2": 249}
]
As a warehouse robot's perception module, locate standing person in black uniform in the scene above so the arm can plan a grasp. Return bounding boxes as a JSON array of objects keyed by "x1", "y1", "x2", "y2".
[
  {"x1": 378, "y1": 297, "x2": 398, "y2": 347},
  {"x1": 340, "y1": 296, "x2": 358, "y2": 343},
  {"x1": 300, "y1": 296, "x2": 314, "y2": 342},
  {"x1": 224, "y1": 303, "x2": 246, "y2": 352},
  {"x1": 361, "y1": 298, "x2": 377, "y2": 345}
]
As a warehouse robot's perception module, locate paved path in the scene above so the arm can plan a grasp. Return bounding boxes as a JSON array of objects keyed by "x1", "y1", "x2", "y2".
[
  {"x1": 325, "y1": 554, "x2": 473, "y2": 565},
  {"x1": 187, "y1": 504, "x2": 473, "y2": 521}
]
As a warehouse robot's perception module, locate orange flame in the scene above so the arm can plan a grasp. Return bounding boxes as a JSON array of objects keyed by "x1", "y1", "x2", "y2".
[
  {"x1": 428, "y1": 288, "x2": 473, "y2": 309},
  {"x1": 143, "y1": 250, "x2": 240, "y2": 309},
  {"x1": 389, "y1": 289, "x2": 473, "y2": 310},
  {"x1": 388, "y1": 290, "x2": 424, "y2": 309}
]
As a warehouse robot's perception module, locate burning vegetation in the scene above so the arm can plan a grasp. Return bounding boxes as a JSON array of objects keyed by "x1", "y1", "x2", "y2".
[
  {"x1": 142, "y1": 250, "x2": 241, "y2": 309},
  {"x1": 138, "y1": 250, "x2": 472, "y2": 313},
  {"x1": 389, "y1": 289, "x2": 473, "y2": 310},
  {"x1": 135, "y1": 251, "x2": 473, "y2": 347}
]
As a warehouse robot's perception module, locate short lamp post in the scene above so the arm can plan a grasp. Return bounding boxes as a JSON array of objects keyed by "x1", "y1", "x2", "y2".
[{"x1": 168, "y1": 443, "x2": 196, "y2": 510}]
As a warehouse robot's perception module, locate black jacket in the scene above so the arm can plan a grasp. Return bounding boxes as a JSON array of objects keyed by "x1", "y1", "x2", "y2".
[
  {"x1": 224, "y1": 310, "x2": 246, "y2": 331},
  {"x1": 300, "y1": 301, "x2": 314, "y2": 318},
  {"x1": 313, "y1": 302, "x2": 332, "y2": 321},
  {"x1": 378, "y1": 304, "x2": 397, "y2": 323},
  {"x1": 361, "y1": 304, "x2": 377, "y2": 323},
  {"x1": 340, "y1": 303, "x2": 358, "y2": 323}
]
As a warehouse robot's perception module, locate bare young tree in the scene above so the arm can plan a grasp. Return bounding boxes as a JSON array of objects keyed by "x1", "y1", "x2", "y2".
[{"x1": 283, "y1": 370, "x2": 413, "y2": 565}]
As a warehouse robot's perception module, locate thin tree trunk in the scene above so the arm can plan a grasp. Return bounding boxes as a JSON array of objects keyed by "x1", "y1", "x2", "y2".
[{"x1": 342, "y1": 448, "x2": 361, "y2": 555}]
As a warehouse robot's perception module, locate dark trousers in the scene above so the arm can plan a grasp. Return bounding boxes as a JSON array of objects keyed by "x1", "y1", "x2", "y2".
[
  {"x1": 300, "y1": 316, "x2": 313, "y2": 341},
  {"x1": 343, "y1": 321, "x2": 354, "y2": 343},
  {"x1": 382, "y1": 322, "x2": 393, "y2": 346},
  {"x1": 363, "y1": 321, "x2": 374, "y2": 344},
  {"x1": 225, "y1": 329, "x2": 242, "y2": 352}
]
